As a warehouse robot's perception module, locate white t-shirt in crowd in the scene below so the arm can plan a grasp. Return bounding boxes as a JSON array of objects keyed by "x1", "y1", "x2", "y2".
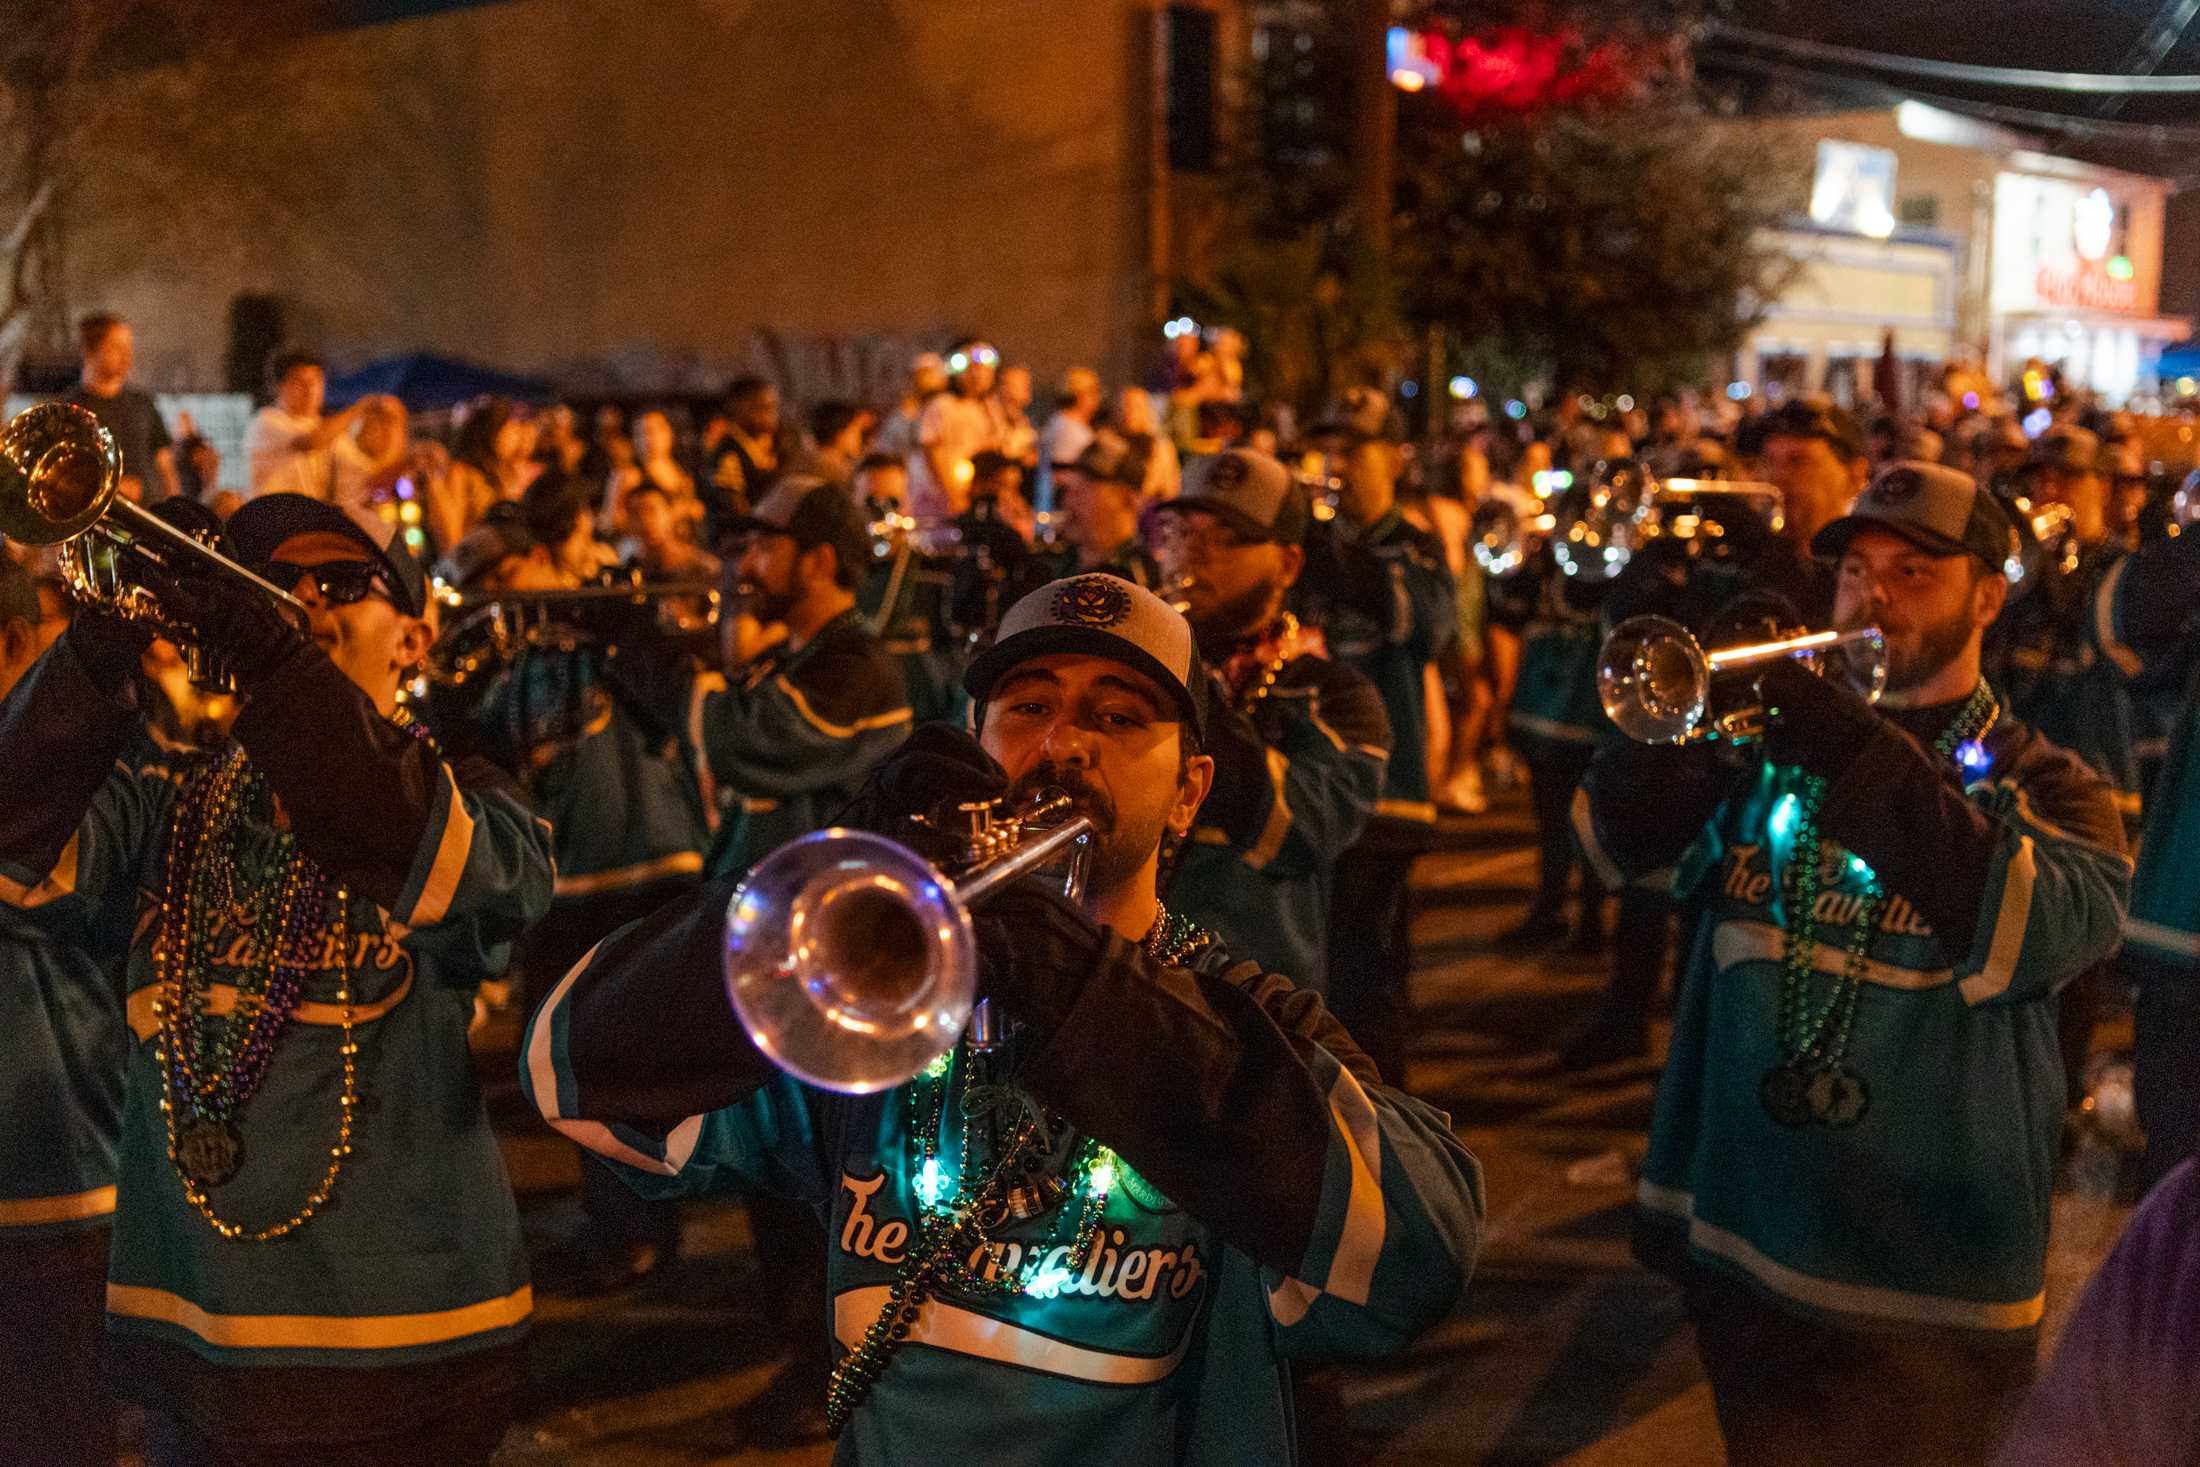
[
  {"x1": 326, "y1": 435, "x2": 380, "y2": 514},
  {"x1": 1033, "y1": 412, "x2": 1096, "y2": 513},
  {"x1": 911, "y1": 392, "x2": 1000, "y2": 520},
  {"x1": 245, "y1": 406, "x2": 333, "y2": 500}
]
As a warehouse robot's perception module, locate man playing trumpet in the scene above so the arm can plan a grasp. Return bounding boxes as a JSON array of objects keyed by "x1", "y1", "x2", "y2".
[
  {"x1": 0, "y1": 492, "x2": 553, "y2": 1464},
  {"x1": 1575, "y1": 463, "x2": 2130, "y2": 1466},
  {"x1": 523, "y1": 573, "x2": 1484, "y2": 1463}
]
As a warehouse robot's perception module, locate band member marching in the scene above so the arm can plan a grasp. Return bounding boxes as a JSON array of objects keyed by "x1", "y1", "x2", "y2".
[
  {"x1": 522, "y1": 574, "x2": 1484, "y2": 1464},
  {"x1": 1149, "y1": 448, "x2": 1391, "y2": 989},
  {"x1": 0, "y1": 555, "x2": 128, "y2": 1467},
  {"x1": 0, "y1": 494, "x2": 553, "y2": 1465},
  {"x1": 697, "y1": 476, "x2": 913, "y2": 879},
  {"x1": 1575, "y1": 463, "x2": 2130, "y2": 1467}
]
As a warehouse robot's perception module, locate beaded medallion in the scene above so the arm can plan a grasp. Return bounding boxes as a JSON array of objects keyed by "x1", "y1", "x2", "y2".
[
  {"x1": 153, "y1": 747, "x2": 359, "y2": 1241},
  {"x1": 1761, "y1": 683, "x2": 1997, "y2": 1130}
]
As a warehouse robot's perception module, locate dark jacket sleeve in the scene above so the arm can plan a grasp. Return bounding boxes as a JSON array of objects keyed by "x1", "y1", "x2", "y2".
[
  {"x1": 691, "y1": 641, "x2": 912, "y2": 804},
  {"x1": 1008, "y1": 938, "x2": 1485, "y2": 1353},
  {"x1": 1574, "y1": 737, "x2": 1752, "y2": 889},
  {"x1": 519, "y1": 875, "x2": 777, "y2": 1135},
  {"x1": 228, "y1": 644, "x2": 554, "y2": 949},
  {"x1": 2100, "y1": 532, "x2": 2200, "y2": 673},
  {"x1": 0, "y1": 627, "x2": 146, "y2": 896},
  {"x1": 1819, "y1": 720, "x2": 2130, "y2": 1003},
  {"x1": 1193, "y1": 660, "x2": 1391, "y2": 878}
]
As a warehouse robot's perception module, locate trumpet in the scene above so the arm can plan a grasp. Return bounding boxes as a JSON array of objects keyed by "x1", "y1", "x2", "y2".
[
  {"x1": 1598, "y1": 614, "x2": 1887, "y2": 745},
  {"x1": 1636, "y1": 479, "x2": 1786, "y2": 542},
  {"x1": 0, "y1": 403, "x2": 307, "y2": 691},
  {"x1": 426, "y1": 576, "x2": 721, "y2": 685},
  {"x1": 724, "y1": 793, "x2": 1093, "y2": 1093}
]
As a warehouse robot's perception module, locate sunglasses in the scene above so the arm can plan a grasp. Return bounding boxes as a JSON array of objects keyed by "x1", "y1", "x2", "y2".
[{"x1": 265, "y1": 559, "x2": 390, "y2": 607}]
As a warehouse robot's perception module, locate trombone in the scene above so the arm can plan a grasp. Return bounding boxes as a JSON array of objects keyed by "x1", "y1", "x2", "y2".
[
  {"x1": 0, "y1": 403, "x2": 307, "y2": 691},
  {"x1": 1598, "y1": 614, "x2": 1887, "y2": 745},
  {"x1": 724, "y1": 793, "x2": 1093, "y2": 1093}
]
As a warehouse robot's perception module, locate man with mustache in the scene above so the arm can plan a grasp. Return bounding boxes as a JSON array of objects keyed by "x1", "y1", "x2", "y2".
[
  {"x1": 1147, "y1": 447, "x2": 1390, "y2": 992},
  {"x1": 699, "y1": 476, "x2": 914, "y2": 879},
  {"x1": 1575, "y1": 462, "x2": 2130, "y2": 1466},
  {"x1": 523, "y1": 573, "x2": 1484, "y2": 1465}
]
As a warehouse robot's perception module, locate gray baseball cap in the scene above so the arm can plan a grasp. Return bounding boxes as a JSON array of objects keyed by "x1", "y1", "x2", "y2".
[
  {"x1": 964, "y1": 573, "x2": 1206, "y2": 740},
  {"x1": 721, "y1": 474, "x2": 869, "y2": 570},
  {"x1": 1812, "y1": 460, "x2": 2014, "y2": 573},
  {"x1": 2032, "y1": 425, "x2": 2105, "y2": 475},
  {"x1": 1066, "y1": 429, "x2": 1151, "y2": 490},
  {"x1": 1156, "y1": 447, "x2": 1309, "y2": 545}
]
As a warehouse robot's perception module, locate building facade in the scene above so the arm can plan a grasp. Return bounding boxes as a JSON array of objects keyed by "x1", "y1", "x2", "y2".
[
  {"x1": 49, "y1": 0, "x2": 1241, "y2": 401},
  {"x1": 1733, "y1": 105, "x2": 2187, "y2": 407}
]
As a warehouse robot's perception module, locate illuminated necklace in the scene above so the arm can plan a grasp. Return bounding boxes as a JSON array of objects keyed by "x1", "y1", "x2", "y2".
[
  {"x1": 824, "y1": 903, "x2": 1210, "y2": 1435},
  {"x1": 1759, "y1": 683, "x2": 1997, "y2": 1129},
  {"x1": 153, "y1": 747, "x2": 358, "y2": 1241}
]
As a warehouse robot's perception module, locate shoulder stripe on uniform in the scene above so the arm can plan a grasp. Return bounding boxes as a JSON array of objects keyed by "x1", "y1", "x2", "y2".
[
  {"x1": 774, "y1": 675, "x2": 914, "y2": 739},
  {"x1": 402, "y1": 769, "x2": 475, "y2": 928}
]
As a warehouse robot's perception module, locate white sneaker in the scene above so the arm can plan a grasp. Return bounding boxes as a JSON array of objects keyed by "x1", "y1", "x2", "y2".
[{"x1": 1441, "y1": 765, "x2": 1489, "y2": 815}]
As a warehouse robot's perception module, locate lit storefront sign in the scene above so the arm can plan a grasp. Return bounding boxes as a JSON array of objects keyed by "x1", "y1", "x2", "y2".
[{"x1": 1992, "y1": 174, "x2": 2140, "y2": 315}]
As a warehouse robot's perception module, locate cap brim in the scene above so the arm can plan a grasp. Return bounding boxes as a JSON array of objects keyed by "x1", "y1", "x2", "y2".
[
  {"x1": 226, "y1": 493, "x2": 425, "y2": 615},
  {"x1": 964, "y1": 625, "x2": 1204, "y2": 738},
  {"x1": 1151, "y1": 498, "x2": 1283, "y2": 543},
  {"x1": 717, "y1": 513, "x2": 793, "y2": 539},
  {"x1": 1811, "y1": 511, "x2": 1969, "y2": 562}
]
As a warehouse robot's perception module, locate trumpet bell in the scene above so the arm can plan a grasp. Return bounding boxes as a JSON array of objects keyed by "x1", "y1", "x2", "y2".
[
  {"x1": 724, "y1": 828, "x2": 977, "y2": 1094},
  {"x1": 1597, "y1": 614, "x2": 1708, "y2": 744},
  {"x1": 0, "y1": 403, "x2": 121, "y2": 545}
]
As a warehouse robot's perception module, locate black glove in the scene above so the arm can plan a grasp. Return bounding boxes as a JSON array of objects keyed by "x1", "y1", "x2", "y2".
[
  {"x1": 58, "y1": 495, "x2": 228, "y2": 694},
  {"x1": 971, "y1": 875, "x2": 1110, "y2": 1040},
  {"x1": 161, "y1": 567, "x2": 311, "y2": 694},
  {"x1": 63, "y1": 613, "x2": 155, "y2": 698},
  {"x1": 830, "y1": 723, "x2": 1010, "y2": 859},
  {"x1": 1757, "y1": 655, "x2": 1883, "y2": 781}
]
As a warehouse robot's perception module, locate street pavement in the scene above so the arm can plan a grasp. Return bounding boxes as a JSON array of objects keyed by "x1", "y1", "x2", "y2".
[{"x1": 478, "y1": 793, "x2": 2134, "y2": 1466}]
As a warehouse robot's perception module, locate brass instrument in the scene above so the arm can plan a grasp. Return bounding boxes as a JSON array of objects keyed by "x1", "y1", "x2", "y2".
[
  {"x1": 864, "y1": 506, "x2": 919, "y2": 637},
  {"x1": 1469, "y1": 471, "x2": 1787, "y2": 584},
  {"x1": 724, "y1": 793, "x2": 1094, "y2": 1093},
  {"x1": 1634, "y1": 479, "x2": 1786, "y2": 543},
  {"x1": 1598, "y1": 614, "x2": 1887, "y2": 745},
  {"x1": 1468, "y1": 497, "x2": 1556, "y2": 577},
  {"x1": 2175, "y1": 470, "x2": 2200, "y2": 532},
  {"x1": 426, "y1": 576, "x2": 721, "y2": 686},
  {"x1": 0, "y1": 403, "x2": 308, "y2": 691},
  {"x1": 2002, "y1": 497, "x2": 2079, "y2": 593}
]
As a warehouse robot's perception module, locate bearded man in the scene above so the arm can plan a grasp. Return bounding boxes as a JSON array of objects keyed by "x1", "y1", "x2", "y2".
[
  {"x1": 1148, "y1": 447, "x2": 1390, "y2": 990},
  {"x1": 1574, "y1": 462, "x2": 2130, "y2": 1467},
  {"x1": 523, "y1": 574, "x2": 1484, "y2": 1465}
]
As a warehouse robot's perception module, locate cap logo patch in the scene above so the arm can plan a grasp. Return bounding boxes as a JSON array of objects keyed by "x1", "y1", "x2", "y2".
[
  {"x1": 1874, "y1": 470, "x2": 1923, "y2": 506},
  {"x1": 1210, "y1": 453, "x2": 1249, "y2": 491},
  {"x1": 1051, "y1": 575, "x2": 1132, "y2": 629}
]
